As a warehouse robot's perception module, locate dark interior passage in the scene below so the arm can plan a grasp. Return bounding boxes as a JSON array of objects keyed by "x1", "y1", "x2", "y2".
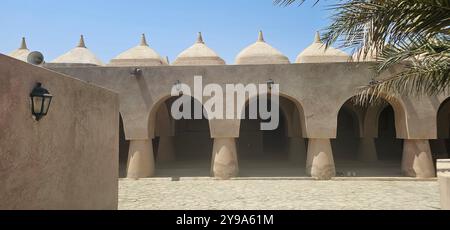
[
  {"x1": 431, "y1": 98, "x2": 450, "y2": 167},
  {"x1": 333, "y1": 100, "x2": 403, "y2": 177},
  {"x1": 119, "y1": 115, "x2": 130, "y2": 178},
  {"x1": 332, "y1": 107, "x2": 359, "y2": 161},
  {"x1": 154, "y1": 97, "x2": 213, "y2": 177},
  {"x1": 375, "y1": 106, "x2": 403, "y2": 162},
  {"x1": 238, "y1": 109, "x2": 288, "y2": 160},
  {"x1": 238, "y1": 96, "x2": 301, "y2": 177}
]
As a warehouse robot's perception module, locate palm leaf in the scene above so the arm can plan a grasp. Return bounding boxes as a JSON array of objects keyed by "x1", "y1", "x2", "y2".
[{"x1": 275, "y1": 0, "x2": 450, "y2": 104}]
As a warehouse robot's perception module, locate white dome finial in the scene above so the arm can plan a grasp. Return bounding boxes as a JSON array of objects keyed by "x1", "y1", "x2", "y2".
[
  {"x1": 173, "y1": 32, "x2": 225, "y2": 66},
  {"x1": 20, "y1": 37, "x2": 28, "y2": 50},
  {"x1": 314, "y1": 31, "x2": 322, "y2": 43},
  {"x1": 8, "y1": 37, "x2": 31, "y2": 62},
  {"x1": 109, "y1": 34, "x2": 165, "y2": 66},
  {"x1": 78, "y1": 35, "x2": 86, "y2": 48},
  {"x1": 295, "y1": 31, "x2": 350, "y2": 63},
  {"x1": 140, "y1": 34, "x2": 149, "y2": 46},
  {"x1": 197, "y1": 32, "x2": 204, "y2": 44},
  {"x1": 258, "y1": 30, "x2": 265, "y2": 42},
  {"x1": 235, "y1": 30, "x2": 290, "y2": 65},
  {"x1": 52, "y1": 34, "x2": 103, "y2": 66}
]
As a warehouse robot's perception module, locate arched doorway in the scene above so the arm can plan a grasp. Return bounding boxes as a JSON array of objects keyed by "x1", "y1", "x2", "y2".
[
  {"x1": 432, "y1": 98, "x2": 450, "y2": 163},
  {"x1": 376, "y1": 105, "x2": 403, "y2": 162},
  {"x1": 238, "y1": 95, "x2": 306, "y2": 177},
  {"x1": 333, "y1": 98, "x2": 403, "y2": 177},
  {"x1": 332, "y1": 102, "x2": 360, "y2": 162},
  {"x1": 153, "y1": 96, "x2": 213, "y2": 177}
]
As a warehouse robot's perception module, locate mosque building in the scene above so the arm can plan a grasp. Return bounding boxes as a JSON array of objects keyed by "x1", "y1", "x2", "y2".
[{"x1": 5, "y1": 31, "x2": 449, "y2": 180}]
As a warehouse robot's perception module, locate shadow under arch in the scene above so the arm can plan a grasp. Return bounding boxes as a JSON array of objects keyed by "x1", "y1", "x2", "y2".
[
  {"x1": 437, "y1": 97, "x2": 450, "y2": 139},
  {"x1": 431, "y1": 97, "x2": 450, "y2": 160},
  {"x1": 148, "y1": 94, "x2": 213, "y2": 178},
  {"x1": 237, "y1": 92, "x2": 307, "y2": 138},
  {"x1": 237, "y1": 93, "x2": 307, "y2": 177},
  {"x1": 332, "y1": 100, "x2": 362, "y2": 161},
  {"x1": 119, "y1": 113, "x2": 130, "y2": 178},
  {"x1": 335, "y1": 93, "x2": 409, "y2": 140},
  {"x1": 332, "y1": 96, "x2": 405, "y2": 177}
]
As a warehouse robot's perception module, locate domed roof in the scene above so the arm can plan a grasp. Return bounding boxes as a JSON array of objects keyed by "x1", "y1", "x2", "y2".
[
  {"x1": 8, "y1": 37, "x2": 31, "y2": 62},
  {"x1": 172, "y1": 32, "x2": 225, "y2": 66},
  {"x1": 235, "y1": 31, "x2": 290, "y2": 65},
  {"x1": 296, "y1": 32, "x2": 350, "y2": 63},
  {"x1": 52, "y1": 35, "x2": 103, "y2": 66},
  {"x1": 109, "y1": 34, "x2": 166, "y2": 66}
]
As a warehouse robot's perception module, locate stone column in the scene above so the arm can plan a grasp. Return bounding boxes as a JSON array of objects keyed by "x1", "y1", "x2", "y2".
[
  {"x1": 156, "y1": 136, "x2": 176, "y2": 163},
  {"x1": 211, "y1": 138, "x2": 239, "y2": 179},
  {"x1": 357, "y1": 137, "x2": 378, "y2": 162},
  {"x1": 288, "y1": 137, "x2": 307, "y2": 165},
  {"x1": 127, "y1": 140, "x2": 155, "y2": 179},
  {"x1": 306, "y1": 138, "x2": 336, "y2": 180},
  {"x1": 154, "y1": 102, "x2": 175, "y2": 164},
  {"x1": 401, "y1": 139, "x2": 436, "y2": 178}
]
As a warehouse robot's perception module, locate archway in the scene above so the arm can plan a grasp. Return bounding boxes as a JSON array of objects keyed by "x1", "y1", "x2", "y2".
[
  {"x1": 153, "y1": 96, "x2": 213, "y2": 177},
  {"x1": 376, "y1": 105, "x2": 403, "y2": 163},
  {"x1": 238, "y1": 95, "x2": 306, "y2": 177},
  {"x1": 333, "y1": 98, "x2": 403, "y2": 177},
  {"x1": 432, "y1": 97, "x2": 450, "y2": 162},
  {"x1": 332, "y1": 102, "x2": 360, "y2": 162}
]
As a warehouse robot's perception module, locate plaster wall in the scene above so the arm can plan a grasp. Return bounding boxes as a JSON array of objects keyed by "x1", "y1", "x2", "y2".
[
  {"x1": 0, "y1": 54, "x2": 119, "y2": 210},
  {"x1": 48, "y1": 63, "x2": 448, "y2": 140}
]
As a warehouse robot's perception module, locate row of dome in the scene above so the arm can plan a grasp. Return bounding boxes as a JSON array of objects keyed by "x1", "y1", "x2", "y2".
[{"x1": 7, "y1": 31, "x2": 374, "y2": 66}]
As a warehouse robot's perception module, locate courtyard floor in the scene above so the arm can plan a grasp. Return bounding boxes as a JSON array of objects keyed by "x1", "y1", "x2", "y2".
[
  {"x1": 118, "y1": 178, "x2": 440, "y2": 210},
  {"x1": 153, "y1": 159, "x2": 405, "y2": 178}
]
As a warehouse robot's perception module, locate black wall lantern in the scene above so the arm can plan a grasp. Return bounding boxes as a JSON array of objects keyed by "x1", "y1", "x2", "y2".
[
  {"x1": 130, "y1": 68, "x2": 142, "y2": 77},
  {"x1": 30, "y1": 82, "x2": 53, "y2": 121}
]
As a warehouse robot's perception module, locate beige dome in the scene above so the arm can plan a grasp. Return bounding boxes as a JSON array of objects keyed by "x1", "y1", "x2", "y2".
[
  {"x1": 52, "y1": 35, "x2": 103, "y2": 66},
  {"x1": 8, "y1": 37, "x2": 31, "y2": 62},
  {"x1": 296, "y1": 32, "x2": 350, "y2": 63},
  {"x1": 172, "y1": 32, "x2": 225, "y2": 66},
  {"x1": 109, "y1": 34, "x2": 166, "y2": 66},
  {"x1": 235, "y1": 31, "x2": 290, "y2": 65}
]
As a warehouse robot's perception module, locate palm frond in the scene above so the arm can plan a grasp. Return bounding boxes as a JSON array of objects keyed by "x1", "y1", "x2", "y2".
[
  {"x1": 357, "y1": 53, "x2": 450, "y2": 105},
  {"x1": 276, "y1": 0, "x2": 450, "y2": 104}
]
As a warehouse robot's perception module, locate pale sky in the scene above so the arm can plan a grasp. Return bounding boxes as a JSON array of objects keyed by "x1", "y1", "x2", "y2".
[{"x1": 0, "y1": 0, "x2": 339, "y2": 64}]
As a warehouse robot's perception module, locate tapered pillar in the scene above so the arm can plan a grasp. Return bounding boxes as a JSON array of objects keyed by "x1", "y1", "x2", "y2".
[
  {"x1": 127, "y1": 140, "x2": 155, "y2": 179},
  {"x1": 288, "y1": 137, "x2": 307, "y2": 164},
  {"x1": 306, "y1": 138, "x2": 336, "y2": 180},
  {"x1": 156, "y1": 136, "x2": 176, "y2": 163},
  {"x1": 357, "y1": 137, "x2": 378, "y2": 162},
  {"x1": 401, "y1": 139, "x2": 436, "y2": 178},
  {"x1": 211, "y1": 138, "x2": 239, "y2": 179}
]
